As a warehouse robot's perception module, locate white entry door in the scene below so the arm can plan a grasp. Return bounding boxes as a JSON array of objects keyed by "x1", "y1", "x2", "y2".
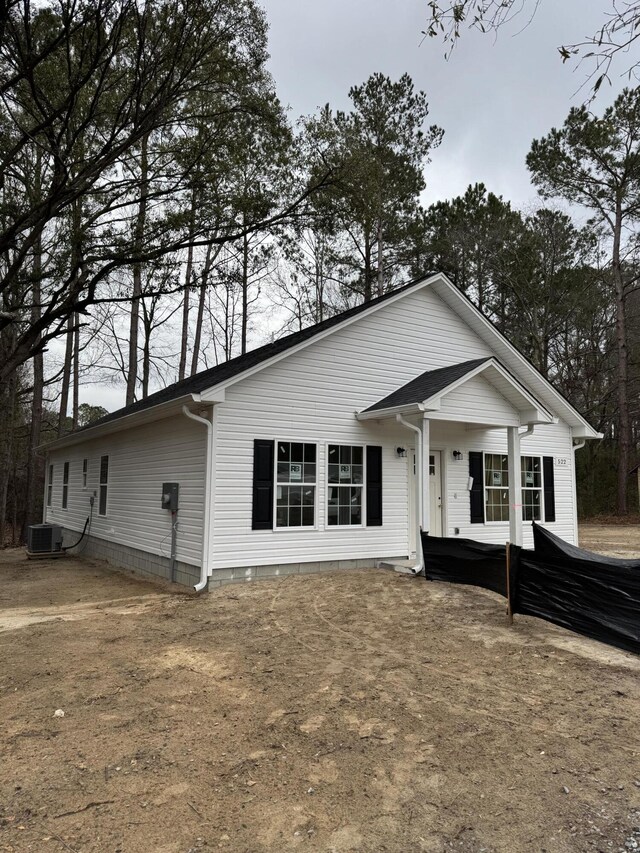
[
  {"x1": 408, "y1": 449, "x2": 443, "y2": 554},
  {"x1": 428, "y1": 451, "x2": 443, "y2": 537}
]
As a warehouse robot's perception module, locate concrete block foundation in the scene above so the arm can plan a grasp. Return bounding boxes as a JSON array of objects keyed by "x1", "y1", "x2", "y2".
[{"x1": 61, "y1": 528, "x2": 408, "y2": 590}]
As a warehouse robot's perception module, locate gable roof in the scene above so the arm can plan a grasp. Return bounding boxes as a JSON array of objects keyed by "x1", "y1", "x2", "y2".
[
  {"x1": 46, "y1": 272, "x2": 601, "y2": 450},
  {"x1": 358, "y1": 356, "x2": 555, "y2": 425},
  {"x1": 362, "y1": 358, "x2": 491, "y2": 413}
]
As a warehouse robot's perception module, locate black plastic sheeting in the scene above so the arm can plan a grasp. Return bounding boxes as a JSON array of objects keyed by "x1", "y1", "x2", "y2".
[{"x1": 422, "y1": 524, "x2": 640, "y2": 655}]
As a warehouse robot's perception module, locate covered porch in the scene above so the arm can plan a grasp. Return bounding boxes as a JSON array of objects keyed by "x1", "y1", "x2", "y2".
[{"x1": 356, "y1": 358, "x2": 557, "y2": 565}]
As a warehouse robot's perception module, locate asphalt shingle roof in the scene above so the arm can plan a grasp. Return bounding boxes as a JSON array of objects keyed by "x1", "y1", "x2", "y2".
[{"x1": 362, "y1": 358, "x2": 492, "y2": 412}]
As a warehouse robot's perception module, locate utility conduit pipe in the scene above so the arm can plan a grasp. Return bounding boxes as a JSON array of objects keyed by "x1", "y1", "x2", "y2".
[
  {"x1": 182, "y1": 404, "x2": 212, "y2": 592},
  {"x1": 395, "y1": 413, "x2": 424, "y2": 576}
]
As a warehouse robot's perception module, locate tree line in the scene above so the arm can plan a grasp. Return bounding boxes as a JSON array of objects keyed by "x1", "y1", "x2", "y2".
[{"x1": 1, "y1": 0, "x2": 639, "y2": 543}]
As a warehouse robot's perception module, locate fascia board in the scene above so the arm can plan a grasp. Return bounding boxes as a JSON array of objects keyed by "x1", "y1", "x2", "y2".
[
  {"x1": 356, "y1": 402, "x2": 426, "y2": 420},
  {"x1": 41, "y1": 394, "x2": 200, "y2": 451}
]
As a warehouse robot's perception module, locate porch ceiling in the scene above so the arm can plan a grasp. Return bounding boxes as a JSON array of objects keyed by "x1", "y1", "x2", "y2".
[{"x1": 356, "y1": 357, "x2": 555, "y2": 427}]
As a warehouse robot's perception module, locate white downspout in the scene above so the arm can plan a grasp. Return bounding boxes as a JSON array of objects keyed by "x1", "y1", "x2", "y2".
[
  {"x1": 182, "y1": 404, "x2": 213, "y2": 592},
  {"x1": 572, "y1": 439, "x2": 586, "y2": 546},
  {"x1": 395, "y1": 413, "x2": 424, "y2": 576}
]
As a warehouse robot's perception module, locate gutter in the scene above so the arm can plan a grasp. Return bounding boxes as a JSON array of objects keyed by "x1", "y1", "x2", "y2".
[
  {"x1": 393, "y1": 413, "x2": 424, "y2": 576},
  {"x1": 182, "y1": 403, "x2": 213, "y2": 592}
]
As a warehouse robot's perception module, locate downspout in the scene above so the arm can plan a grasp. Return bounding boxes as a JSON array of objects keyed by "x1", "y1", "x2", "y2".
[
  {"x1": 572, "y1": 439, "x2": 586, "y2": 545},
  {"x1": 182, "y1": 403, "x2": 212, "y2": 592},
  {"x1": 395, "y1": 413, "x2": 424, "y2": 576}
]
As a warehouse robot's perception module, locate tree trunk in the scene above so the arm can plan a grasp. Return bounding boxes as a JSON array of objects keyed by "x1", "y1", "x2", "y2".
[
  {"x1": 23, "y1": 231, "x2": 44, "y2": 539},
  {"x1": 376, "y1": 219, "x2": 384, "y2": 297},
  {"x1": 612, "y1": 203, "x2": 630, "y2": 514},
  {"x1": 72, "y1": 311, "x2": 80, "y2": 428},
  {"x1": 191, "y1": 245, "x2": 214, "y2": 376},
  {"x1": 0, "y1": 371, "x2": 16, "y2": 545},
  {"x1": 178, "y1": 192, "x2": 197, "y2": 380},
  {"x1": 58, "y1": 316, "x2": 73, "y2": 437},
  {"x1": 126, "y1": 133, "x2": 149, "y2": 405},
  {"x1": 363, "y1": 233, "x2": 372, "y2": 302},
  {"x1": 142, "y1": 315, "x2": 151, "y2": 399},
  {"x1": 241, "y1": 228, "x2": 249, "y2": 355}
]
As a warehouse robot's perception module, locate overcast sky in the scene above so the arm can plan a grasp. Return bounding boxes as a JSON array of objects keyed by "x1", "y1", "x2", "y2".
[
  {"x1": 85, "y1": 1, "x2": 627, "y2": 413},
  {"x1": 266, "y1": 0, "x2": 624, "y2": 209}
]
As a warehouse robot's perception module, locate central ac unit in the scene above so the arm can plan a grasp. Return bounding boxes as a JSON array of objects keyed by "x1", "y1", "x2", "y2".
[{"x1": 27, "y1": 524, "x2": 63, "y2": 554}]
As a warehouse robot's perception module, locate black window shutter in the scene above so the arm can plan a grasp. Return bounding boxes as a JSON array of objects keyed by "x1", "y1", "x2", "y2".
[
  {"x1": 469, "y1": 451, "x2": 484, "y2": 524},
  {"x1": 252, "y1": 439, "x2": 274, "y2": 530},
  {"x1": 366, "y1": 445, "x2": 383, "y2": 526},
  {"x1": 543, "y1": 456, "x2": 555, "y2": 522}
]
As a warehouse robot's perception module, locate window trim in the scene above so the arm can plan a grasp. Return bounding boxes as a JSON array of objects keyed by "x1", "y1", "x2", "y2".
[
  {"x1": 483, "y1": 452, "x2": 510, "y2": 524},
  {"x1": 62, "y1": 461, "x2": 69, "y2": 510},
  {"x1": 273, "y1": 440, "x2": 317, "y2": 530},
  {"x1": 47, "y1": 464, "x2": 53, "y2": 508},
  {"x1": 99, "y1": 455, "x2": 109, "y2": 517},
  {"x1": 82, "y1": 458, "x2": 88, "y2": 490},
  {"x1": 326, "y1": 442, "x2": 367, "y2": 529}
]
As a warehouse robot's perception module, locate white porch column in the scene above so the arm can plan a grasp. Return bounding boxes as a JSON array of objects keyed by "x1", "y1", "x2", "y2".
[
  {"x1": 507, "y1": 426, "x2": 523, "y2": 546},
  {"x1": 421, "y1": 415, "x2": 430, "y2": 532}
]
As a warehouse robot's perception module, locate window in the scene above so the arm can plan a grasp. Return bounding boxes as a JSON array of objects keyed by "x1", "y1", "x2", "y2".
[
  {"x1": 47, "y1": 465, "x2": 53, "y2": 507},
  {"x1": 484, "y1": 453, "x2": 509, "y2": 522},
  {"x1": 82, "y1": 458, "x2": 88, "y2": 489},
  {"x1": 521, "y1": 455, "x2": 542, "y2": 521},
  {"x1": 275, "y1": 442, "x2": 315, "y2": 527},
  {"x1": 62, "y1": 462, "x2": 69, "y2": 509},
  {"x1": 99, "y1": 455, "x2": 109, "y2": 516},
  {"x1": 327, "y1": 444, "x2": 364, "y2": 526}
]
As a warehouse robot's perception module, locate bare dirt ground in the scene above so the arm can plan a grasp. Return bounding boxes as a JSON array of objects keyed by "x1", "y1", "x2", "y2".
[
  {"x1": 1, "y1": 528, "x2": 639, "y2": 853},
  {"x1": 579, "y1": 523, "x2": 640, "y2": 559}
]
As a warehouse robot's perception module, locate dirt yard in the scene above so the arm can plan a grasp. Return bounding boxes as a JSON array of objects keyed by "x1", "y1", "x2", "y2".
[{"x1": 1, "y1": 527, "x2": 639, "y2": 853}]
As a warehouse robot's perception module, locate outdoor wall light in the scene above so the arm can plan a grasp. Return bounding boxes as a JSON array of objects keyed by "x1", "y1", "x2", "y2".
[
  {"x1": 396, "y1": 447, "x2": 407, "y2": 458},
  {"x1": 452, "y1": 450, "x2": 463, "y2": 461}
]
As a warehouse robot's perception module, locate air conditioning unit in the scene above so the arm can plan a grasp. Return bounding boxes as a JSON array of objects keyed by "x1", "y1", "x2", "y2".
[{"x1": 27, "y1": 524, "x2": 63, "y2": 554}]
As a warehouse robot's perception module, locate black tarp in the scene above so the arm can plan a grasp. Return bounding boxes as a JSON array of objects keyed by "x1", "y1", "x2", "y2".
[
  {"x1": 515, "y1": 524, "x2": 640, "y2": 655},
  {"x1": 422, "y1": 534, "x2": 508, "y2": 596},
  {"x1": 421, "y1": 525, "x2": 640, "y2": 655}
]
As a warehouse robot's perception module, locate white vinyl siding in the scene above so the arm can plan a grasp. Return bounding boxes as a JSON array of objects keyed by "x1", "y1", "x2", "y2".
[
  {"x1": 45, "y1": 416, "x2": 206, "y2": 567},
  {"x1": 212, "y1": 286, "x2": 578, "y2": 568}
]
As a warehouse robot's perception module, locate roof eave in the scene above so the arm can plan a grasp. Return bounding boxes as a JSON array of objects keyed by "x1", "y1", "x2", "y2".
[{"x1": 42, "y1": 393, "x2": 204, "y2": 452}]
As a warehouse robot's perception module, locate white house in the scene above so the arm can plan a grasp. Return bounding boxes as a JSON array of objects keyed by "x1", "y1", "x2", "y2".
[{"x1": 43, "y1": 273, "x2": 601, "y2": 589}]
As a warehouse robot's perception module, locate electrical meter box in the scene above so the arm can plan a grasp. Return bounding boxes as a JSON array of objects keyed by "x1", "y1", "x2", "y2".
[{"x1": 161, "y1": 482, "x2": 179, "y2": 511}]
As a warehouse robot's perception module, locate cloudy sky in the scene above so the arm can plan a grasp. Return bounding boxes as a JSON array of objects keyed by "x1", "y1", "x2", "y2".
[
  {"x1": 266, "y1": 0, "x2": 625, "y2": 209},
  {"x1": 85, "y1": 1, "x2": 628, "y2": 412}
]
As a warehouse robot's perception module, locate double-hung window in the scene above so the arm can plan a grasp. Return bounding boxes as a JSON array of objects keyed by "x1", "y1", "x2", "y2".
[
  {"x1": 62, "y1": 462, "x2": 69, "y2": 509},
  {"x1": 482, "y1": 453, "x2": 544, "y2": 522},
  {"x1": 82, "y1": 458, "x2": 88, "y2": 489},
  {"x1": 484, "y1": 453, "x2": 509, "y2": 522},
  {"x1": 47, "y1": 465, "x2": 53, "y2": 507},
  {"x1": 275, "y1": 442, "x2": 316, "y2": 527},
  {"x1": 521, "y1": 456, "x2": 542, "y2": 520},
  {"x1": 327, "y1": 444, "x2": 364, "y2": 526},
  {"x1": 99, "y1": 455, "x2": 109, "y2": 516}
]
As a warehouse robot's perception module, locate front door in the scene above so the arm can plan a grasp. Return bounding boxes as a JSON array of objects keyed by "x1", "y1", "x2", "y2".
[
  {"x1": 428, "y1": 451, "x2": 443, "y2": 537},
  {"x1": 408, "y1": 449, "x2": 443, "y2": 554}
]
